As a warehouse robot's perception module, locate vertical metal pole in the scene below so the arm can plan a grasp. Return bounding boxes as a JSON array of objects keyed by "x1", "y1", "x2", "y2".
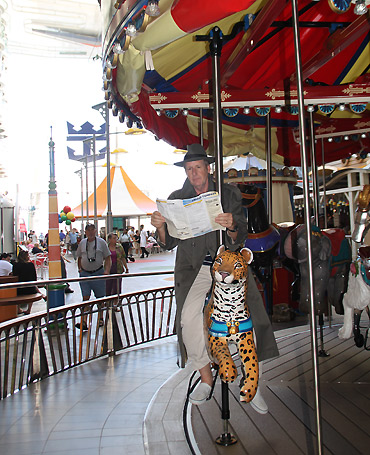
[
  {"x1": 93, "y1": 134, "x2": 98, "y2": 229},
  {"x1": 199, "y1": 108, "x2": 204, "y2": 146},
  {"x1": 106, "y1": 102, "x2": 113, "y2": 234},
  {"x1": 309, "y1": 111, "x2": 320, "y2": 226},
  {"x1": 80, "y1": 169, "x2": 84, "y2": 233},
  {"x1": 265, "y1": 112, "x2": 272, "y2": 224},
  {"x1": 85, "y1": 157, "x2": 89, "y2": 223},
  {"x1": 291, "y1": 1, "x2": 323, "y2": 453},
  {"x1": 210, "y1": 26, "x2": 225, "y2": 248},
  {"x1": 321, "y1": 139, "x2": 327, "y2": 229}
]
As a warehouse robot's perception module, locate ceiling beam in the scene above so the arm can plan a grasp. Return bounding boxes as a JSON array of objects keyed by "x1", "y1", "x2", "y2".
[
  {"x1": 291, "y1": 14, "x2": 370, "y2": 82},
  {"x1": 221, "y1": 0, "x2": 289, "y2": 86}
]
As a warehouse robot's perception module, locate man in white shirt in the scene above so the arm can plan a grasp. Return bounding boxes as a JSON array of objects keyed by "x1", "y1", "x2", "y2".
[
  {"x1": 76, "y1": 224, "x2": 111, "y2": 331},
  {"x1": 0, "y1": 253, "x2": 13, "y2": 276}
]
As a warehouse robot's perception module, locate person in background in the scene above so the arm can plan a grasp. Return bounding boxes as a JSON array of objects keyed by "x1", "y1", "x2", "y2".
[
  {"x1": 0, "y1": 253, "x2": 13, "y2": 276},
  {"x1": 133, "y1": 230, "x2": 140, "y2": 256},
  {"x1": 106, "y1": 232, "x2": 129, "y2": 297},
  {"x1": 69, "y1": 228, "x2": 78, "y2": 261},
  {"x1": 31, "y1": 243, "x2": 44, "y2": 255},
  {"x1": 76, "y1": 223, "x2": 111, "y2": 331},
  {"x1": 59, "y1": 230, "x2": 66, "y2": 243},
  {"x1": 139, "y1": 225, "x2": 149, "y2": 258},
  {"x1": 119, "y1": 229, "x2": 130, "y2": 259},
  {"x1": 13, "y1": 249, "x2": 46, "y2": 314}
]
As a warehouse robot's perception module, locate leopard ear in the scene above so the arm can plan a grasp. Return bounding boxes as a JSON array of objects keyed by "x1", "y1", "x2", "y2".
[
  {"x1": 240, "y1": 247, "x2": 253, "y2": 264},
  {"x1": 217, "y1": 245, "x2": 226, "y2": 256}
]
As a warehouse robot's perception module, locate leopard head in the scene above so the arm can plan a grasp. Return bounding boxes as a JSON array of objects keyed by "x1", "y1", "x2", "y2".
[{"x1": 212, "y1": 245, "x2": 253, "y2": 285}]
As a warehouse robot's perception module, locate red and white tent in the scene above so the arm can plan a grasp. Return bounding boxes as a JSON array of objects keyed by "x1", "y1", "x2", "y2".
[{"x1": 72, "y1": 166, "x2": 157, "y2": 219}]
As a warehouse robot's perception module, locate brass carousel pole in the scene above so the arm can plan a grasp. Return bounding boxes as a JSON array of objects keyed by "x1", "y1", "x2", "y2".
[{"x1": 291, "y1": 1, "x2": 323, "y2": 453}]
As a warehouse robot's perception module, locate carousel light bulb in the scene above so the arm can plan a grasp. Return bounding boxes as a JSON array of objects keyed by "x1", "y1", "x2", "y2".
[
  {"x1": 156, "y1": 109, "x2": 162, "y2": 116},
  {"x1": 338, "y1": 103, "x2": 346, "y2": 111},
  {"x1": 307, "y1": 104, "x2": 315, "y2": 112},
  {"x1": 361, "y1": 133, "x2": 367, "y2": 138},
  {"x1": 112, "y1": 42, "x2": 124, "y2": 54},
  {"x1": 146, "y1": 0, "x2": 160, "y2": 17},
  {"x1": 275, "y1": 105, "x2": 282, "y2": 113},
  {"x1": 243, "y1": 106, "x2": 250, "y2": 114},
  {"x1": 344, "y1": 135, "x2": 349, "y2": 141},
  {"x1": 182, "y1": 108, "x2": 189, "y2": 116},
  {"x1": 126, "y1": 23, "x2": 137, "y2": 37},
  {"x1": 354, "y1": 0, "x2": 367, "y2": 15},
  {"x1": 328, "y1": 137, "x2": 333, "y2": 142}
]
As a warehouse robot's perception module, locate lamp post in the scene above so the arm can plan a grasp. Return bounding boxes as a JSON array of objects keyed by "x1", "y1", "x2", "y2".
[
  {"x1": 93, "y1": 102, "x2": 112, "y2": 233},
  {"x1": 74, "y1": 169, "x2": 84, "y2": 233}
]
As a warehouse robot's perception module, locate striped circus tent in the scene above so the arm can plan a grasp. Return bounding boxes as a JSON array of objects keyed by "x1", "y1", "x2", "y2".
[{"x1": 72, "y1": 166, "x2": 157, "y2": 218}]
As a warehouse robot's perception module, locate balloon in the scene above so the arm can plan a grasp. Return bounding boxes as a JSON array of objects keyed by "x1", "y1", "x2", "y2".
[
  {"x1": 63, "y1": 206, "x2": 71, "y2": 214},
  {"x1": 61, "y1": 215, "x2": 67, "y2": 221},
  {"x1": 60, "y1": 211, "x2": 66, "y2": 217},
  {"x1": 59, "y1": 218, "x2": 63, "y2": 223},
  {"x1": 72, "y1": 218, "x2": 76, "y2": 222},
  {"x1": 67, "y1": 212, "x2": 74, "y2": 220},
  {"x1": 66, "y1": 220, "x2": 72, "y2": 225}
]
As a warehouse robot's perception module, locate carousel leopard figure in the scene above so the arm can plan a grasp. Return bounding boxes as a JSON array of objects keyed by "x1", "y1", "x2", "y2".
[{"x1": 204, "y1": 245, "x2": 259, "y2": 402}]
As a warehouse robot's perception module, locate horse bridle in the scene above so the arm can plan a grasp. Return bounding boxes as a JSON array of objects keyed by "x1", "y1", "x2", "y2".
[{"x1": 241, "y1": 188, "x2": 262, "y2": 209}]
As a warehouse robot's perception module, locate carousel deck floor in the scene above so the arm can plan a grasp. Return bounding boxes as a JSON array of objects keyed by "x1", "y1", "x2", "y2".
[{"x1": 191, "y1": 322, "x2": 370, "y2": 455}]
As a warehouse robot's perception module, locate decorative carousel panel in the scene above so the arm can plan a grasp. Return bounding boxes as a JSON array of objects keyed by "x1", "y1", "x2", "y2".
[
  {"x1": 318, "y1": 104, "x2": 335, "y2": 115},
  {"x1": 164, "y1": 110, "x2": 179, "y2": 119},
  {"x1": 254, "y1": 107, "x2": 271, "y2": 117},
  {"x1": 287, "y1": 106, "x2": 299, "y2": 115},
  {"x1": 328, "y1": 0, "x2": 352, "y2": 13},
  {"x1": 349, "y1": 104, "x2": 367, "y2": 114},
  {"x1": 223, "y1": 108, "x2": 239, "y2": 118}
]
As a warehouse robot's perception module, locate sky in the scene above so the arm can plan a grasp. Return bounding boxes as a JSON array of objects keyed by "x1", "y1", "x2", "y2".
[{"x1": 1, "y1": 53, "x2": 185, "y2": 234}]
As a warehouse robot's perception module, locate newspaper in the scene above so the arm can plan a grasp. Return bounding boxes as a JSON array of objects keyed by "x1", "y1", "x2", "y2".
[{"x1": 156, "y1": 191, "x2": 225, "y2": 240}]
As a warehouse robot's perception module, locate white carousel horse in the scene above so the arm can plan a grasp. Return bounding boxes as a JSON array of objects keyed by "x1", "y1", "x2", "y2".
[{"x1": 338, "y1": 246, "x2": 370, "y2": 347}]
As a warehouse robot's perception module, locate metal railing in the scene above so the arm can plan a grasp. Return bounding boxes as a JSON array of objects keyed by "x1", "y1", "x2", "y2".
[{"x1": 0, "y1": 272, "x2": 176, "y2": 399}]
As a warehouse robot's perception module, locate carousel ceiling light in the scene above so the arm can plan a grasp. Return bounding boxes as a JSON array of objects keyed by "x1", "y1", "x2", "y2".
[
  {"x1": 243, "y1": 106, "x2": 250, "y2": 114},
  {"x1": 146, "y1": 0, "x2": 160, "y2": 17},
  {"x1": 328, "y1": 137, "x2": 333, "y2": 142},
  {"x1": 338, "y1": 103, "x2": 346, "y2": 111},
  {"x1": 113, "y1": 42, "x2": 124, "y2": 54},
  {"x1": 354, "y1": 0, "x2": 367, "y2": 15},
  {"x1": 156, "y1": 109, "x2": 162, "y2": 116},
  {"x1": 307, "y1": 104, "x2": 315, "y2": 112},
  {"x1": 344, "y1": 135, "x2": 349, "y2": 140},
  {"x1": 182, "y1": 108, "x2": 189, "y2": 116},
  {"x1": 361, "y1": 133, "x2": 367, "y2": 138},
  {"x1": 126, "y1": 23, "x2": 137, "y2": 37},
  {"x1": 275, "y1": 105, "x2": 282, "y2": 113}
]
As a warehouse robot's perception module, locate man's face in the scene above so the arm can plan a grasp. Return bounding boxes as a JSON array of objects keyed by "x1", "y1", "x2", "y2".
[
  {"x1": 185, "y1": 160, "x2": 210, "y2": 193},
  {"x1": 85, "y1": 226, "x2": 96, "y2": 241}
]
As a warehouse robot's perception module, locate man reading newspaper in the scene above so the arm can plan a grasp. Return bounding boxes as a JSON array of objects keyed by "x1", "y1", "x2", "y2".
[{"x1": 151, "y1": 144, "x2": 278, "y2": 411}]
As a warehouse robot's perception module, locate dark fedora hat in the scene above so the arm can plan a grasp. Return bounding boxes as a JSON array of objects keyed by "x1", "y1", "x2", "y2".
[{"x1": 174, "y1": 144, "x2": 215, "y2": 167}]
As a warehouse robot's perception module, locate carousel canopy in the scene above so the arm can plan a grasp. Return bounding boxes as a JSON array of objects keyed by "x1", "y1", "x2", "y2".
[
  {"x1": 72, "y1": 166, "x2": 157, "y2": 218},
  {"x1": 102, "y1": 0, "x2": 370, "y2": 167}
]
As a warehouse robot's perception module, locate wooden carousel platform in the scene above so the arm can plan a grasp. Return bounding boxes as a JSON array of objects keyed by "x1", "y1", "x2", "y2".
[{"x1": 191, "y1": 322, "x2": 370, "y2": 455}]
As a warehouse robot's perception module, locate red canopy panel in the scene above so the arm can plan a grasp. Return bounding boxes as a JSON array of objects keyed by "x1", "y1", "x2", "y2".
[{"x1": 102, "y1": 0, "x2": 370, "y2": 167}]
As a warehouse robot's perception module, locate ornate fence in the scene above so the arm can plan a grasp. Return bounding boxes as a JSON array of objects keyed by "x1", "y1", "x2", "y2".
[{"x1": 0, "y1": 276, "x2": 176, "y2": 400}]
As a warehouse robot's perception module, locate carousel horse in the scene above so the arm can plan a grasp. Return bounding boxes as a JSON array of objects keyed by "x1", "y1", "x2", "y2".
[
  {"x1": 283, "y1": 224, "x2": 351, "y2": 315},
  {"x1": 339, "y1": 246, "x2": 370, "y2": 348},
  {"x1": 204, "y1": 246, "x2": 259, "y2": 403},
  {"x1": 239, "y1": 184, "x2": 281, "y2": 315}
]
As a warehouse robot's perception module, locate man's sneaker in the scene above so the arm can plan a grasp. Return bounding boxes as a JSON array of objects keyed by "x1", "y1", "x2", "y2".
[
  {"x1": 189, "y1": 383, "x2": 212, "y2": 406},
  {"x1": 250, "y1": 388, "x2": 268, "y2": 414}
]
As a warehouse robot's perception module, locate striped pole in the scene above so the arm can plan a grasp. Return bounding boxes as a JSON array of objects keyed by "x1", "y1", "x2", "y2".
[{"x1": 48, "y1": 129, "x2": 62, "y2": 279}]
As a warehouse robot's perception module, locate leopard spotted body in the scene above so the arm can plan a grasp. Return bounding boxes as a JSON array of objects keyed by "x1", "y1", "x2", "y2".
[{"x1": 204, "y1": 246, "x2": 259, "y2": 403}]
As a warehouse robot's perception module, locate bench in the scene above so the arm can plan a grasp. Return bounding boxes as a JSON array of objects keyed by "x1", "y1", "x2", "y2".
[{"x1": 0, "y1": 276, "x2": 43, "y2": 323}]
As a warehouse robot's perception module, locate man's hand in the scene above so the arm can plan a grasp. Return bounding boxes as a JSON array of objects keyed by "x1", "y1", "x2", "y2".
[
  {"x1": 151, "y1": 211, "x2": 166, "y2": 244},
  {"x1": 151, "y1": 211, "x2": 166, "y2": 229},
  {"x1": 215, "y1": 213, "x2": 235, "y2": 230}
]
